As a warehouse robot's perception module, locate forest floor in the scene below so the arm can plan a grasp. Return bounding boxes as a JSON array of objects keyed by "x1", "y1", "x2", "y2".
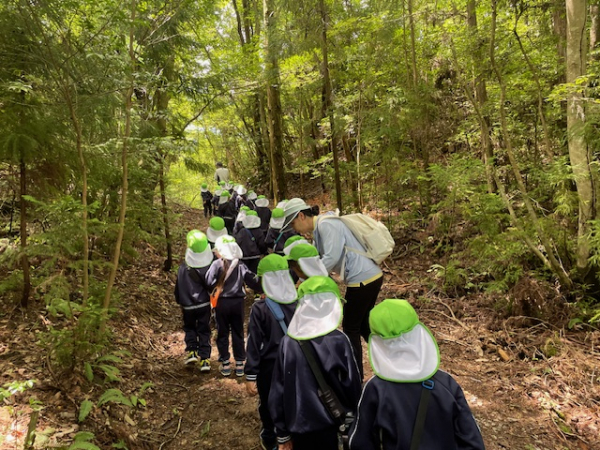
[{"x1": 1, "y1": 202, "x2": 600, "y2": 450}]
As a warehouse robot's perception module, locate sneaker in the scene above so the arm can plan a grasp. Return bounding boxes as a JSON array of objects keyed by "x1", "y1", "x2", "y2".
[
  {"x1": 220, "y1": 361, "x2": 231, "y2": 376},
  {"x1": 184, "y1": 351, "x2": 198, "y2": 365},
  {"x1": 235, "y1": 361, "x2": 244, "y2": 377},
  {"x1": 199, "y1": 359, "x2": 211, "y2": 373}
]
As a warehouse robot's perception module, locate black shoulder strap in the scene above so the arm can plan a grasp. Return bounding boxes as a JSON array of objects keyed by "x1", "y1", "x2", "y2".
[
  {"x1": 409, "y1": 379, "x2": 434, "y2": 450},
  {"x1": 297, "y1": 340, "x2": 346, "y2": 425}
]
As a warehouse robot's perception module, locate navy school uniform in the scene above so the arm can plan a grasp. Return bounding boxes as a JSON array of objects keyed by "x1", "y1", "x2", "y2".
[
  {"x1": 348, "y1": 370, "x2": 486, "y2": 450},
  {"x1": 174, "y1": 262, "x2": 212, "y2": 359},
  {"x1": 268, "y1": 330, "x2": 362, "y2": 447},
  {"x1": 256, "y1": 206, "x2": 271, "y2": 233},
  {"x1": 234, "y1": 227, "x2": 267, "y2": 274},
  {"x1": 265, "y1": 228, "x2": 298, "y2": 255},
  {"x1": 246, "y1": 299, "x2": 297, "y2": 447},
  {"x1": 205, "y1": 259, "x2": 262, "y2": 362},
  {"x1": 218, "y1": 200, "x2": 237, "y2": 234},
  {"x1": 201, "y1": 190, "x2": 213, "y2": 217}
]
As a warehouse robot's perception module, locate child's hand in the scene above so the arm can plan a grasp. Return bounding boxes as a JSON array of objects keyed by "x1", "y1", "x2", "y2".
[{"x1": 245, "y1": 381, "x2": 258, "y2": 396}]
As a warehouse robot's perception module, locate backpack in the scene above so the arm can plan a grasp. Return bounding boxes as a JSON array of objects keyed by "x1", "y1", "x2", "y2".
[{"x1": 319, "y1": 213, "x2": 395, "y2": 264}]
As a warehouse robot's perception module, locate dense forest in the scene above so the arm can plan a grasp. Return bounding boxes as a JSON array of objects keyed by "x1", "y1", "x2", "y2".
[{"x1": 1, "y1": 0, "x2": 600, "y2": 449}]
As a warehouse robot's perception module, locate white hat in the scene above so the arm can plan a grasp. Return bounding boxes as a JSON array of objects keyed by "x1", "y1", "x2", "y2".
[
  {"x1": 215, "y1": 235, "x2": 243, "y2": 260},
  {"x1": 255, "y1": 196, "x2": 269, "y2": 208},
  {"x1": 257, "y1": 254, "x2": 297, "y2": 304},
  {"x1": 368, "y1": 300, "x2": 440, "y2": 382},
  {"x1": 236, "y1": 185, "x2": 247, "y2": 195},
  {"x1": 287, "y1": 276, "x2": 343, "y2": 340},
  {"x1": 242, "y1": 211, "x2": 261, "y2": 229},
  {"x1": 282, "y1": 198, "x2": 310, "y2": 231},
  {"x1": 185, "y1": 230, "x2": 214, "y2": 268}
]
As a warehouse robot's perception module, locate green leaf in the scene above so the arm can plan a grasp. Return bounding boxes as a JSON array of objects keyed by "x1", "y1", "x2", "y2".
[
  {"x1": 130, "y1": 395, "x2": 137, "y2": 407},
  {"x1": 73, "y1": 431, "x2": 95, "y2": 442},
  {"x1": 68, "y1": 442, "x2": 102, "y2": 450},
  {"x1": 97, "y1": 389, "x2": 132, "y2": 407},
  {"x1": 84, "y1": 363, "x2": 94, "y2": 382},
  {"x1": 79, "y1": 400, "x2": 94, "y2": 422},
  {"x1": 200, "y1": 420, "x2": 210, "y2": 437}
]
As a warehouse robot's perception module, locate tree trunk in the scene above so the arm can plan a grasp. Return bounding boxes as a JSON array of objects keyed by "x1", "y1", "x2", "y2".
[
  {"x1": 566, "y1": 0, "x2": 594, "y2": 278},
  {"x1": 263, "y1": 0, "x2": 286, "y2": 201},
  {"x1": 591, "y1": 5, "x2": 600, "y2": 56},
  {"x1": 554, "y1": 1, "x2": 567, "y2": 85},
  {"x1": 19, "y1": 156, "x2": 30, "y2": 308},
  {"x1": 467, "y1": 0, "x2": 496, "y2": 193},
  {"x1": 103, "y1": 0, "x2": 136, "y2": 313},
  {"x1": 319, "y1": 0, "x2": 342, "y2": 212}
]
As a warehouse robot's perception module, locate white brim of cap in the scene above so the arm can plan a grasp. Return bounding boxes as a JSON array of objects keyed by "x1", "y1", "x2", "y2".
[
  {"x1": 270, "y1": 217, "x2": 285, "y2": 229},
  {"x1": 242, "y1": 216, "x2": 261, "y2": 229},
  {"x1": 236, "y1": 187, "x2": 247, "y2": 195},
  {"x1": 236, "y1": 211, "x2": 247, "y2": 222},
  {"x1": 185, "y1": 247, "x2": 213, "y2": 268},
  {"x1": 206, "y1": 227, "x2": 227, "y2": 243},
  {"x1": 262, "y1": 270, "x2": 297, "y2": 304},
  {"x1": 298, "y1": 256, "x2": 328, "y2": 277},
  {"x1": 248, "y1": 193, "x2": 257, "y2": 200},
  {"x1": 255, "y1": 199, "x2": 269, "y2": 207},
  {"x1": 287, "y1": 292, "x2": 342, "y2": 340},
  {"x1": 216, "y1": 242, "x2": 243, "y2": 260},
  {"x1": 368, "y1": 324, "x2": 440, "y2": 382},
  {"x1": 201, "y1": 187, "x2": 208, "y2": 192},
  {"x1": 219, "y1": 197, "x2": 229, "y2": 205},
  {"x1": 283, "y1": 239, "x2": 309, "y2": 256}
]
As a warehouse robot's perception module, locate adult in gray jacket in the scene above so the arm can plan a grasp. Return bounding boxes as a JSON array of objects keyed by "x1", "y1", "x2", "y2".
[
  {"x1": 282, "y1": 198, "x2": 383, "y2": 377},
  {"x1": 214, "y1": 161, "x2": 230, "y2": 183}
]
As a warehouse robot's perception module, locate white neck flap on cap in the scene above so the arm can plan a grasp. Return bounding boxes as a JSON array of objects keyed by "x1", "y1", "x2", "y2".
[
  {"x1": 236, "y1": 211, "x2": 247, "y2": 222},
  {"x1": 287, "y1": 292, "x2": 342, "y2": 340},
  {"x1": 283, "y1": 239, "x2": 309, "y2": 256},
  {"x1": 298, "y1": 256, "x2": 328, "y2": 277},
  {"x1": 219, "y1": 196, "x2": 228, "y2": 205},
  {"x1": 218, "y1": 243, "x2": 243, "y2": 260},
  {"x1": 243, "y1": 216, "x2": 261, "y2": 229},
  {"x1": 206, "y1": 227, "x2": 227, "y2": 244},
  {"x1": 262, "y1": 270, "x2": 297, "y2": 304},
  {"x1": 270, "y1": 217, "x2": 284, "y2": 229},
  {"x1": 255, "y1": 198, "x2": 269, "y2": 208},
  {"x1": 369, "y1": 324, "x2": 440, "y2": 382},
  {"x1": 185, "y1": 247, "x2": 213, "y2": 268}
]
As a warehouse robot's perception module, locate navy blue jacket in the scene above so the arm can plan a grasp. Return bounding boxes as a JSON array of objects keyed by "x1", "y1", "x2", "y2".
[
  {"x1": 256, "y1": 206, "x2": 271, "y2": 233},
  {"x1": 348, "y1": 370, "x2": 485, "y2": 450},
  {"x1": 269, "y1": 330, "x2": 362, "y2": 440},
  {"x1": 218, "y1": 200, "x2": 237, "y2": 221},
  {"x1": 205, "y1": 258, "x2": 262, "y2": 299},
  {"x1": 265, "y1": 228, "x2": 298, "y2": 255},
  {"x1": 174, "y1": 262, "x2": 211, "y2": 309},
  {"x1": 245, "y1": 299, "x2": 297, "y2": 381},
  {"x1": 201, "y1": 191, "x2": 213, "y2": 203},
  {"x1": 234, "y1": 227, "x2": 267, "y2": 259}
]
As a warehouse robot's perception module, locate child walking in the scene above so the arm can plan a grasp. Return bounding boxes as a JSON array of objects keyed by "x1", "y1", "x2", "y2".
[
  {"x1": 265, "y1": 208, "x2": 298, "y2": 255},
  {"x1": 206, "y1": 235, "x2": 262, "y2": 377},
  {"x1": 234, "y1": 210, "x2": 267, "y2": 274},
  {"x1": 200, "y1": 183, "x2": 213, "y2": 218},
  {"x1": 173, "y1": 230, "x2": 214, "y2": 371},
  {"x1": 245, "y1": 254, "x2": 298, "y2": 450}
]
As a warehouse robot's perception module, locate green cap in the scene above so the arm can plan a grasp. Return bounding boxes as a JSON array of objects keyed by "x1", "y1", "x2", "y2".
[
  {"x1": 258, "y1": 195, "x2": 266, "y2": 199},
  {"x1": 186, "y1": 230, "x2": 209, "y2": 253},
  {"x1": 248, "y1": 190, "x2": 255, "y2": 195},
  {"x1": 219, "y1": 235, "x2": 237, "y2": 244},
  {"x1": 209, "y1": 217, "x2": 225, "y2": 231},
  {"x1": 201, "y1": 183, "x2": 207, "y2": 188},
  {"x1": 246, "y1": 210, "x2": 258, "y2": 217},
  {"x1": 219, "y1": 181, "x2": 226, "y2": 186},
  {"x1": 220, "y1": 190, "x2": 231, "y2": 197},
  {"x1": 257, "y1": 254, "x2": 289, "y2": 276},
  {"x1": 297, "y1": 275, "x2": 340, "y2": 300},
  {"x1": 286, "y1": 243, "x2": 319, "y2": 261},
  {"x1": 241, "y1": 206, "x2": 251, "y2": 211},
  {"x1": 284, "y1": 235, "x2": 305, "y2": 249},
  {"x1": 369, "y1": 299, "x2": 419, "y2": 339},
  {"x1": 271, "y1": 208, "x2": 284, "y2": 219}
]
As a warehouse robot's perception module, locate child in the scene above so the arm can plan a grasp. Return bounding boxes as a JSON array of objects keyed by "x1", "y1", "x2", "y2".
[
  {"x1": 173, "y1": 230, "x2": 214, "y2": 371},
  {"x1": 255, "y1": 195, "x2": 272, "y2": 233},
  {"x1": 285, "y1": 243, "x2": 328, "y2": 281},
  {"x1": 200, "y1": 183, "x2": 213, "y2": 218},
  {"x1": 245, "y1": 254, "x2": 298, "y2": 450},
  {"x1": 233, "y1": 206, "x2": 251, "y2": 235},
  {"x1": 212, "y1": 181, "x2": 225, "y2": 212},
  {"x1": 282, "y1": 235, "x2": 309, "y2": 257},
  {"x1": 348, "y1": 299, "x2": 486, "y2": 450},
  {"x1": 206, "y1": 235, "x2": 262, "y2": 377},
  {"x1": 269, "y1": 276, "x2": 362, "y2": 450},
  {"x1": 217, "y1": 190, "x2": 237, "y2": 234},
  {"x1": 265, "y1": 208, "x2": 298, "y2": 256},
  {"x1": 206, "y1": 216, "x2": 228, "y2": 246},
  {"x1": 235, "y1": 185, "x2": 249, "y2": 210},
  {"x1": 247, "y1": 190, "x2": 258, "y2": 210},
  {"x1": 234, "y1": 210, "x2": 266, "y2": 274}
]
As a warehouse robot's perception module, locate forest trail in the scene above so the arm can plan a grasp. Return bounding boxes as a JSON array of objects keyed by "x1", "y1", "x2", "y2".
[{"x1": 1, "y1": 204, "x2": 599, "y2": 450}]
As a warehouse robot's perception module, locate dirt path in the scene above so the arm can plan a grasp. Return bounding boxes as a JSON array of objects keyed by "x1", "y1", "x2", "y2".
[{"x1": 1, "y1": 204, "x2": 599, "y2": 450}]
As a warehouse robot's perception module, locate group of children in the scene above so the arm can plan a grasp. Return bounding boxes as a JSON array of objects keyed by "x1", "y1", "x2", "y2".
[{"x1": 174, "y1": 182, "x2": 486, "y2": 450}]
